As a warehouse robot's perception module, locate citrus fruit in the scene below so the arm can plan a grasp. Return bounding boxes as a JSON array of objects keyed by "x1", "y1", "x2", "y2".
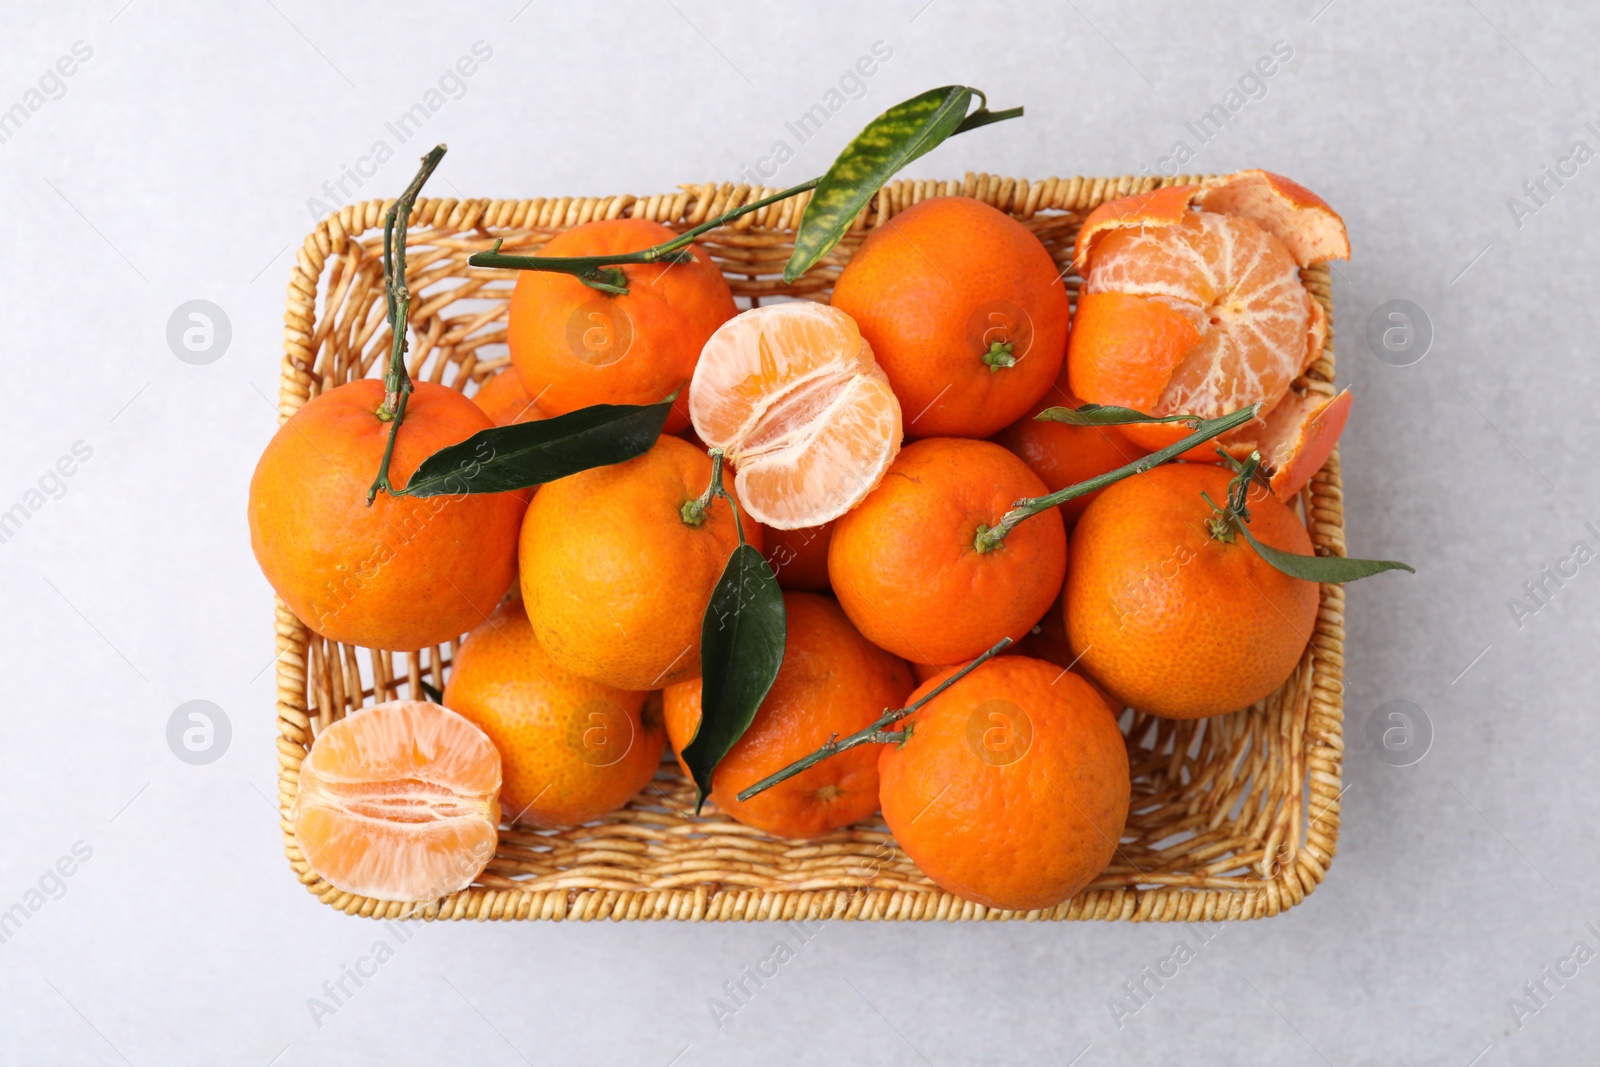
[
  {"x1": 443, "y1": 599, "x2": 662, "y2": 827},
  {"x1": 662, "y1": 592, "x2": 913, "y2": 837},
  {"x1": 519, "y1": 434, "x2": 758, "y2": 690},
  {"x1": 762, "y1": 519, "x2": 834, "y2": 592},
  {"x1": 507, "y1": 218, "x2": 736, "y2": 433},
  {"x1": 1067, "y1": 172, "x2": 1349, "y2": 460},
  {"x1": 292, "y1": 700, "x2": 501, "y2": 902},
  {"x1": 472, "y1": 367, "x2": 545, "y2": 426},
  {"x1": 248, "y1": 378, "x2": 523, "y2": 651},
  {"x1": 1065, "y1": 462, "x2": 1320, "y2": 719},
  {"x1": 829, "y1": 437, "x2": 1066, "y2": 665},
  {"x1": 830, "y1": 196, "x2": 1070, "y2": 438},
  {"x1": 877, "y1": 656, "x2": 1129, "y2": 911},
  {"x1": 992, "y1": 366, "x2": 1149, "y2": 529},
  {"x1": 688, "y1": 302, "x2": 901, "y2": 529}
]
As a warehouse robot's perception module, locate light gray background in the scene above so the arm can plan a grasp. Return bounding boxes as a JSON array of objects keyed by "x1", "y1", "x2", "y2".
[{"x1": 1, "y1": 1, "x2": 1594, "y2": 1064}]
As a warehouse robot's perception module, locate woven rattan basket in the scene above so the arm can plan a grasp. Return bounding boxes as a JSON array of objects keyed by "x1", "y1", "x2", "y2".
[{"x1": 271, "y1": 172, "x2": 1347, "y2": 923}]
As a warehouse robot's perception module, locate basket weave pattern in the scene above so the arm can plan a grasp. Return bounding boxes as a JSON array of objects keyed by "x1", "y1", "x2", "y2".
[{"x1": 273, "y1": 173, "x2": 1347, "y2": 922}]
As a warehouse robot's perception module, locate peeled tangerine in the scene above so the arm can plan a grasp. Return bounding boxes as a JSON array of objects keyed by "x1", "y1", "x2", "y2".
[
  {"x1": 689, "y1": 302, "x2": 902, "y2": 529},
  {"x1": 293, "y1": 701, "x2": 501, "y2": 903},
  {"x1": 1068, "y1": 170, "x2": 1352, "y2": 499}
]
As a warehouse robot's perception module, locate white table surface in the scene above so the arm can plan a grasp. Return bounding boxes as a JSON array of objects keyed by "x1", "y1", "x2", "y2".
[{"x1": 3, "y1": 2, "x2": 1596, "y2": 1063}]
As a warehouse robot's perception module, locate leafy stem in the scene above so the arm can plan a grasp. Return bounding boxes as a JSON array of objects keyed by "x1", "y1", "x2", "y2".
[
  {"x1": 681, "y1": 448, "x2": 727, "y2": 529},
  {"x1": 735, "y1": 637, "x2": 1013, "y2": 803},
  {"x1": 366, "y1": 144, "x2": 447, "y2": 505},
  {"x1": 466, "y1": 179, "x2": 821, "y2": 294},
  {"x1": 972, "y1": 403, "x2": 1261, "y2": 553}
]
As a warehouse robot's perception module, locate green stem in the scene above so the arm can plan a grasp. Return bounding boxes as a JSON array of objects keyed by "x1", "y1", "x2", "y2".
[
  {"x1": 467, "y1": 178, "x2": 821, "y2": 294},
  {"x1": 1204, "y1": 449, "x2": 1262, "y2": 541},
  {"x1": 681, "y1": 448, "x2": 725, "y2": 528},
  {"x1": 972, "y1": 403, "x2": 1261, "y2": 553},
  {"x1": 366, "y1": 144, "x2": 447, "y2": 505},
  {"x1": 734, "y1": 637, "x2": 1013, "y2": 803}
]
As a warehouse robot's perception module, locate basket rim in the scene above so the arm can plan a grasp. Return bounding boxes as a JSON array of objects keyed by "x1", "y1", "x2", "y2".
[{"x1": 270, "y1": 174, "x2": 1347, "y2": 923}]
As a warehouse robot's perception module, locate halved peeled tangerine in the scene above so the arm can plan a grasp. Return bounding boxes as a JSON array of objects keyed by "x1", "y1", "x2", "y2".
[
  {"x1": 292, "y1": 700, "x2": 501, "y2": 902},
  {"x1": 689, "y1": 302, "x2": 903, "y2": 529},
  {"x1": 1068, "y1": 170, "x2": 1352, "y2": 497}
]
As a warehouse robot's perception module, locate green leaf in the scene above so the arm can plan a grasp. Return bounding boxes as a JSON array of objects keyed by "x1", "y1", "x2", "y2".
[
  {"x1": 397, "y1": 394, "x2": 673, "y2": 497},
  {"x1": 682, "y1": 544, "x2": 786, "y2": 811},
  {"x1": 1235, "y1": 522, "x2": 1415, "y2": 583},
  {"x1": 783, "y1": 86, "x2": 1020, "y2": 283},
  {"x1": 1036, "y1": 403, "x2": 1205, "y2": 428}
]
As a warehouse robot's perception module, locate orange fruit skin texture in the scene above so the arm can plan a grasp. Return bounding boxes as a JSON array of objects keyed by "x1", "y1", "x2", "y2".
[
  {"x1": 762, "y1": 520, "x2": 834, "y2": 592},
  {"x1": 443, "y1": 599, "x2": 663, "y2": 828},
  {"x1": 507, "y1": 218, "x2": 736, "y2": 434},
  {"x1": 1065, "y1": 463, "x2": 1320, "y2": 720},
  {"x1": 662, "y1": 592, "x2": 914, "y2": 838},
  {"x1": 830, "y1": 196, "x2": 1070, "y2": 439},
  {"x1": 472, "y1": 367, "x2": 545, "y2": 427},
  {"x1": 520, "y1": 434, "x2": 760, "y2": 691},
  {"x1": 292, "y1": 700, "x2": 501, "y2": 903},
  {"x1": 992, "y1": 367, "x2": 1149, "y2": 529},
  {"x1": 878, "y1": 656, "x2": 1130, "y2": 911},
  {"x1": 248, "y1": 379, "x2": 523, "y2": 652},
  {"x1": 830, "y1": 438, "x2": 1066, "y2": 666}
]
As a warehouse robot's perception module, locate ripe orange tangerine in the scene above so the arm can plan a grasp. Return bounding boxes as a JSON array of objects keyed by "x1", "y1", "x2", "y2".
[
  {"x1": 830, "y1": 196, "x2": 1070, "y2": 439},
  {"x1": 507, "y1": 218, "x2": 736, "y2": 433},
  {"x1": 292, "y1": 700, "x2": 501, "y2": 902},
  {"x1": 248, "y1": 379, "x2": 523, "y2": 652},
  {"x1": 689, "y1": 302, "x2": 902, "y2": 530},
  {"x1": 443, "y1": 599, "x2": 663, "y2": 828},
  {"x1": 472, "y1": 367, "x2": 545, "y2": 427},
  {"x1": 662, "y1": 592, "x2": 913, "y2": 838},
  {"x1": 877, "y1": 656, "x2": 1129, "y2": 911}
]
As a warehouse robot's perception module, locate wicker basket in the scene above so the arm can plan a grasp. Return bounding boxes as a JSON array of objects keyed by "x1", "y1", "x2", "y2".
[{"x1": 272, "y1": 172, "x2": 1347, "y2": 923}]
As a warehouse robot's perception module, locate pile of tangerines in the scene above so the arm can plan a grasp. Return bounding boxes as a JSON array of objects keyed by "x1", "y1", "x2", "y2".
[{"x1": 252, "y1": 167, "x2": 1377, "y2": 912}]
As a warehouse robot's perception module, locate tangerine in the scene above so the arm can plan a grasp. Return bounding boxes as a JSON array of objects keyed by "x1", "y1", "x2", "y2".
[
  {"x1": 1065, "y1": 463, "x2": 1320, "y2": 719},
  {"x1": 829, "y1": 437, "x2": 1066, "y2": 665},
  {"x1": 472, "y1": 366, "x2": 545, "y2": 427},
  {"x1": 508, "y1": 218, "x2": 736, "y2": 433},
  {"x1": 877, "y1": 656, "x2": 1129, "y2": 911},
  {"x1": 830, "y1": 196, "x2": 1069, "y2": 438},
  {"x1": 443, "y1": 599, "x2": 662, "y2": 827},
  {"x1": 662, "y1": 592, "x2": 912, "y2": 837},
  {"x1": 519, "y1": 434, "x2": 758, "y2": 690},
  {"x1": 248, "y1": 379, "x2": 523, "y2": 651}
]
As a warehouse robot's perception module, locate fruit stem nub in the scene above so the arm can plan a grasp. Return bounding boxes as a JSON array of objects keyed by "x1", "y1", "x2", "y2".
[
  {"x1": 735, "y1": 637, "x2": 1012, "y2": 803},
  {"x1": 981, "y1": 340, "x2": 1016, "y2": 373},
  {"x1": 681, "y1": 448, "x2": 726, "y2": 529}
]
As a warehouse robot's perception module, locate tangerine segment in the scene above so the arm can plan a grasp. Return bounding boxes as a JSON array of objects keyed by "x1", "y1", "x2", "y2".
[
  {"x1": 1077, "y1": 211, "x2": 1324, "y2": 454},
  {"x1": 662, "y1": 592, "x2": 913, "y2": 838},
  {"x1": 690, "y1": 303, "x2": 902, "y2": 530},
  {"x1": 292, "y1": 701, "x2": 501, "y2": 903},
  {"x1": 829, "y1": 438, "x2": 1066, "y2": 666},
  {"x1": 877, "y1": 656, "x2": 1129, "y2": 911}
]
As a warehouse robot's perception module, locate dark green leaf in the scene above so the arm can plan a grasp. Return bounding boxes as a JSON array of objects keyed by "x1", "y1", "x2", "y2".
[
  {"x1": 1036, "y1": 403, "x2": 1205, "y2": 428},
  {"x1": 784, "y1": 86, "x2": 1019, "y2": 282},
  {"x1": 418, "y1": 679, "x2": 443, "y2": 703},
  {"x1": 397, "y1": 395, "x2": 673, "y2": 497},
  {"x1": 1236, "y1": 522, "x2": 1415, "y2": 583},
  {"x1": 682, "y1": 544, "x2": 786, "y2": 811}
]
